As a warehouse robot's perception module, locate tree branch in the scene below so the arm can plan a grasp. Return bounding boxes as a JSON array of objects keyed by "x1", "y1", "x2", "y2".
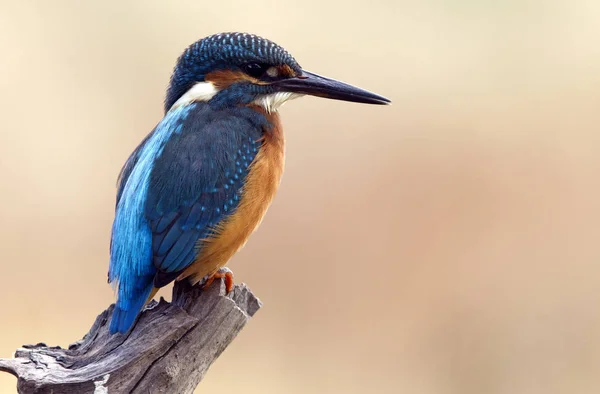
[{"x1": 0, "y1": 278, "x2": 262, "y2": 393}]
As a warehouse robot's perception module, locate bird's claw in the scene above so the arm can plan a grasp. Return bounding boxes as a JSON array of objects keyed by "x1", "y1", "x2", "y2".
[{"x1": 199, "y1": 267, "x2": 234, "y2": 294}]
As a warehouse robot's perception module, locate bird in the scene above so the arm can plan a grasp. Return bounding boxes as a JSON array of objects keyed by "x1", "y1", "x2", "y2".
[{"x1": 108, "y1": 32, "x2": 390, "y2": 334}]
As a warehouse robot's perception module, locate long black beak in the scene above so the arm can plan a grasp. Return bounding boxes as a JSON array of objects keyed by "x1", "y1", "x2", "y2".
[{"x1": 273, "y1": 70, "x2": 391, "y2": 105}]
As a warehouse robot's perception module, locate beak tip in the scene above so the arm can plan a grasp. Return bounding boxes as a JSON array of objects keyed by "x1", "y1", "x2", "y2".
[{"x1": 368, "y1": 95, "x2": 392, "y2": 105}]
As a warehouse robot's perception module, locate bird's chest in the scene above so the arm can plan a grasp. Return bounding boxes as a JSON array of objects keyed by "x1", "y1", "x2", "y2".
[
  {"x1": 244, "y1": 114, "x2": 285, "y2": 220},
  {"x1": 222, "y1": 111, "x2": 285, "y2": 239}
]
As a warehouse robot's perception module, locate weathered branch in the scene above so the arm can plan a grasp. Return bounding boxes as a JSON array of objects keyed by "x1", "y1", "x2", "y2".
[{"x1": 0, "y1": 278, "x2": 262, "y2": 393}]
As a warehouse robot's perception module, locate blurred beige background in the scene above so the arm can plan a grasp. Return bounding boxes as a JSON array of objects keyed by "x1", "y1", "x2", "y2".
[{"x1": 1, "y1": 1, "x2": 600, "y2": 393}]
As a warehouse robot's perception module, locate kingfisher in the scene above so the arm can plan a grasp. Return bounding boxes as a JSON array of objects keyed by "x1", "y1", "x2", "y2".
[{"x1": 108, "y1": 32, "x2": 390, "y2": 334}]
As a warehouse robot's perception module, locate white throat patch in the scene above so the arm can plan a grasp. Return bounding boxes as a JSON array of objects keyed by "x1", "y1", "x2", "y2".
[{"x1": 254, "y1": 92, "x2": 302, "y2": 113}]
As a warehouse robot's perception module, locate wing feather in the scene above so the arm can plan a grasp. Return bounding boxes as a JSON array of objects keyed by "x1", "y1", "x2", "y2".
[{"x1": 145, "y1": 103, "x2": 264, "y2": 278}]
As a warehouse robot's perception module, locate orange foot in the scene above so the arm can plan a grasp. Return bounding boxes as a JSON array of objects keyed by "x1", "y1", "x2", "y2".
[{"x1": 201, "y1": 267, "x2": 234, "y2": 294}]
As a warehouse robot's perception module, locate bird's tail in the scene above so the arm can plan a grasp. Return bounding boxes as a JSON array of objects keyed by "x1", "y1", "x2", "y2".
[{"x1": 109, "y1": 275, "x2": 154, "y2": 334}]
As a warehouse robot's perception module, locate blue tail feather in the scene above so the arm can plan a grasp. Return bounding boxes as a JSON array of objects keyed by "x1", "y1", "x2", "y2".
[{"x1": 109, "y1": 278, "x2": 154, "y2": 334}]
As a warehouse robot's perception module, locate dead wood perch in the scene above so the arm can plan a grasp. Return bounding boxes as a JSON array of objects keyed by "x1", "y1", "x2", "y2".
[{"x1": 0, "y1": 278, "x2": 262, "y2": 393}]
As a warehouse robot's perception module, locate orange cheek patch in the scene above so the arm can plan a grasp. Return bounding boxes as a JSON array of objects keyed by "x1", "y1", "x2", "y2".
[{"x1": 205, "y1": 69, "x2": 268, "y2": 90}]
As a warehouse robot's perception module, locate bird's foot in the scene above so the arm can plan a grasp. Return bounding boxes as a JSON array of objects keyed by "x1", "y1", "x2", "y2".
[{"x1": 200, "y1": 267, "x2": 234, "y2": 294}]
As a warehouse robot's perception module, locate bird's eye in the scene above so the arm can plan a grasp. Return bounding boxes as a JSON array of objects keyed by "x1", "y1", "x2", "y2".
[{"x1": 242, "y1": 62, "x2": 270, "y2": 78}]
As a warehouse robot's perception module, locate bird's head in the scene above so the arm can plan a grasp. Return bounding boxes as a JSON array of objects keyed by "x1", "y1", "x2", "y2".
[{"x1": 165, "y1": 32, "x2": 390, "y2": 113}]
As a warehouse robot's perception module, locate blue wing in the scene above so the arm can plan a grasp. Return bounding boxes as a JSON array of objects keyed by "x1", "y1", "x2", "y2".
[
  {"x1": 108, "y1": 102, "x2": 266, "y2": 333},
  {"x1": 146, "y1": 104, "x2": 264, "y2": 281}
]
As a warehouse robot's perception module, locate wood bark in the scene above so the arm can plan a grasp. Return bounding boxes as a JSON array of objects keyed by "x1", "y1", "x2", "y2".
[{"x1": 0, "y1": 278, "x2": 262, "y2": 393}]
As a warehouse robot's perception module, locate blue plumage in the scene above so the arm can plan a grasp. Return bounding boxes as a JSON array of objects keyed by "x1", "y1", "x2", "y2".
[
  {"x1": 109, "y1": 104, "x2": 193, "y2": 333},
  {"x1": 108, "y1": 102, "x2": 266, "y2": 334}
]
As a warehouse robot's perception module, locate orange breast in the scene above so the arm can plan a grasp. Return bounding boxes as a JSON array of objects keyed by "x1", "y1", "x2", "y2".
[{"x1": 182, "y1": 109, "x2": 285, "y2": 283}]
